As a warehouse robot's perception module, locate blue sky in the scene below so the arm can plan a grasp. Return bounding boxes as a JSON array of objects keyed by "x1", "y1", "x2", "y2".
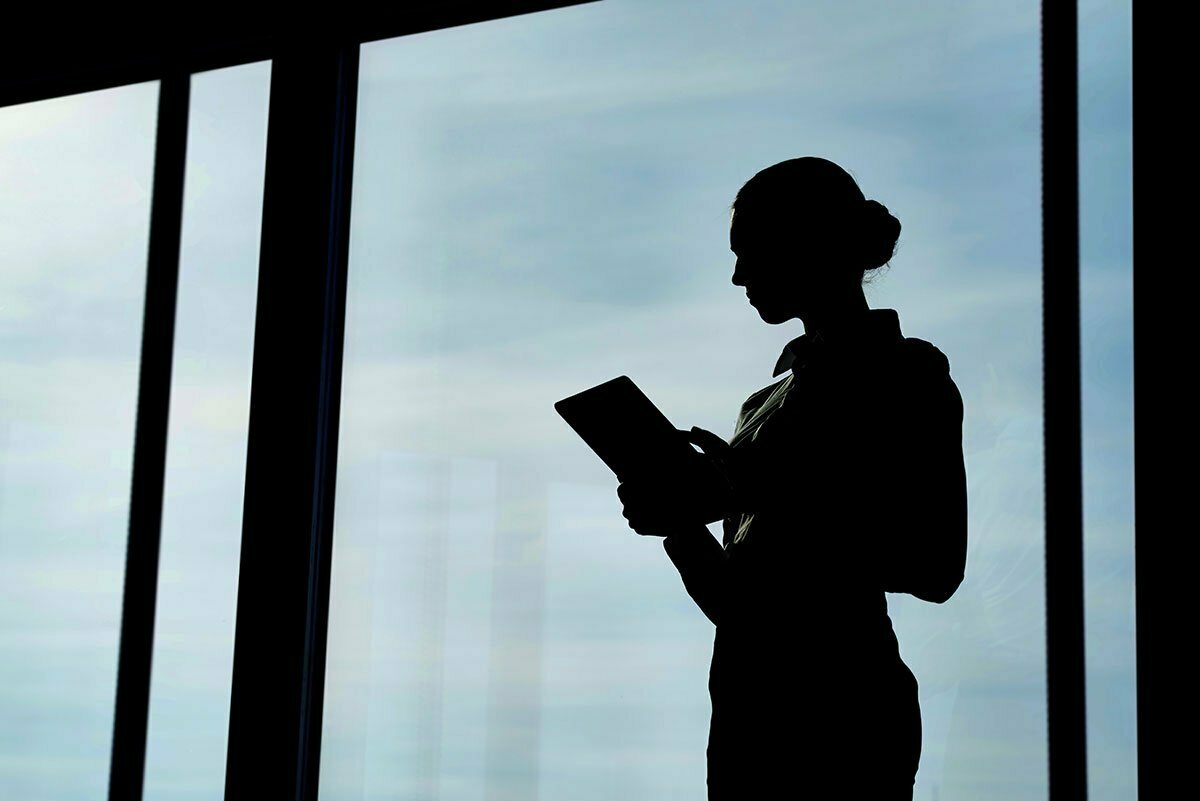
[{"x1": 0, "y1": 1, "x2": 1131, "y2": 799}]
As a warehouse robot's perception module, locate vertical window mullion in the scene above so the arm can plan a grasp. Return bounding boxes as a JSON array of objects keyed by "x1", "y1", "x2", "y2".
[
  {"x1": 222, "y1": 41, "x2": 358, "y2": 800},
  {"x1": 108, "y1": 72, "x2": 191, "y2": 801},
  {"x1": 1041, "y1": 2, "x2": 1088, "y2": 800}
]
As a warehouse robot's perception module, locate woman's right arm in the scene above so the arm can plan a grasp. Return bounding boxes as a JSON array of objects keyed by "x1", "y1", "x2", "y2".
[
  {"x1": 662, "y1": 524, "x2": 728, "y2": 626},
  {"x1": 624, "y1": 394, "x2": 770, "y2": 627},
  {"x1": 617, "y1": 473, "x2": 732, "y2": 627},
  {"x1": 657, "y1": 395, "x2": 776, "y2": 627}
]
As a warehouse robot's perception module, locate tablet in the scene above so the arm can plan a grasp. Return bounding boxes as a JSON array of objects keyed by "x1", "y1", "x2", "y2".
[{"x1": 554, "y1": 375, "x2": 702, "y2": 483}]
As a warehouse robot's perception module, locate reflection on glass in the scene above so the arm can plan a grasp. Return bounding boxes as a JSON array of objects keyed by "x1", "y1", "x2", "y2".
[
  {"x1": 0, "y1": 83, "x2": 158, "y2": 797},
  {"x1": 322, "y1": 2, "x2": 1046, "y2": 799},
  {"x1": 1079, "y1": 1, "x2": 1135, "y2": 798},
  {"x1": 140, "y1": 61, "x2": 270, "y2": 799}
]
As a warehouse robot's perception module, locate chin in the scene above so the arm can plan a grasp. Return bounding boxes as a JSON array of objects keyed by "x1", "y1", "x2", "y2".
[{"x1": 756, "y1": 306, "x2": 792, "y2": 325}]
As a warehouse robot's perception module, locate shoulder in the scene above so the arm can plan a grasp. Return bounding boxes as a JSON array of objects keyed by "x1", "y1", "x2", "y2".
[
  {"x1": 888, "y1": 337, "x2": 963, "y2": 417},
  {"x1": 895, "y1": 337, "x2": 951, "y2": 375}
]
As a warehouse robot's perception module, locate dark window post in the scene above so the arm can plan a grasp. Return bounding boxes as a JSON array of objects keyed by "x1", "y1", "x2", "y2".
[
  {"x1": 223, "y1": 39, "x2": 358, "y2": 800},
  {"x1": 1041, "y1": 2, "x2": 1088, "y2": 800},
  {"x1": 1132, "y1": 1, "x2": 1169, "y2": 796},
  {"x1": 108, "y1": 72, "x2": 190, "y2": 801}
]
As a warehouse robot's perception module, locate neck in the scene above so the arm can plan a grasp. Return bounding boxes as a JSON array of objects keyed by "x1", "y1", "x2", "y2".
[{"x1": 799, "y1": 287, "x2": 869, "y2": 342}]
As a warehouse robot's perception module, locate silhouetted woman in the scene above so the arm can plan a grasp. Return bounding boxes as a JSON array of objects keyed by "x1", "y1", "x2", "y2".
[{"x1": 617, "y1": 157, "x2": 967, "y2": 800}]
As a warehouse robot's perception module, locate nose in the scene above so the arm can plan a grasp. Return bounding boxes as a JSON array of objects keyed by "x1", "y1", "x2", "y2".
[{"x1": 731, "y1": 258, "x2": 746, "y2": 287}]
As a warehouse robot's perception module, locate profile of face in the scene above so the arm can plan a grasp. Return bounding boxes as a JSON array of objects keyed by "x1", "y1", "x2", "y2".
[{"x1": 729, "y1": 204, "x2": 846, "y2": 325}]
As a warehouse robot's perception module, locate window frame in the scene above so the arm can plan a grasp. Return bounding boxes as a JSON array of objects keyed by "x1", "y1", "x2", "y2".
[{"x1": 0, "y1": 2, "x2": 1137, "y2": 798}]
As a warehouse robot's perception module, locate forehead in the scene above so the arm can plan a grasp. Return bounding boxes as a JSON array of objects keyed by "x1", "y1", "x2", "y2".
[
  {"x1": 731, "y1": 198, "x2": 841, "y2": 249},
  {"x1": 730, "y1": 208, "x2": 798, "y2": 249}
]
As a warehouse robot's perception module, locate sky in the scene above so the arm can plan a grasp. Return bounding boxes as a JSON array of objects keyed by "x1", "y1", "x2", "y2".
[{"x1": 0, "y1": 1, "x2": 1132, "y2": 799}]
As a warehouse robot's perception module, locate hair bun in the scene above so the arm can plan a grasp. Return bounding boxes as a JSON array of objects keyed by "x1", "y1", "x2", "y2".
[{"x1": 860, "y1": 199, "x2": 902, "y2": 272}]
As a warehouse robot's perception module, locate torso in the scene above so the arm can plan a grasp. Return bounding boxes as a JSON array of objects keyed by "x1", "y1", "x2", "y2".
[
  {"x1": 704, "y1": 325, "x2": 933, "y2": 795},
  {"x1": 713, "y1": 336, "x2": 914, "y2": 690}
]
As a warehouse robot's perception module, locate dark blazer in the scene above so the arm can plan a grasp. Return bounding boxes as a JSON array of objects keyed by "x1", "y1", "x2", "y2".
[{"x1": 662, "y1": 307, "x2": 967, "y2": 800}]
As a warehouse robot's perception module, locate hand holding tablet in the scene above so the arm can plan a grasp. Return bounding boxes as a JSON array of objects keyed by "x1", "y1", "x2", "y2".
[{"x1": 554, "y1": 376, "x2": 735, "y2": 531}]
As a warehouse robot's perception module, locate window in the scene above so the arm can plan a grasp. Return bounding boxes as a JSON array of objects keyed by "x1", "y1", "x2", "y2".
[
  {"x1": 0, "y1": 81, "x2": 158, "y2": 798},
  {"x1": 321, "y1": 3, "x2": 1049, "y2": 798},
  {"x1": 141, "y1": 60, "x2": 270, "y2": 800},
  {"x1": 1079, "y1": 1, "x2": 1135, "y2": 798},
  {"x1": 1, "y1": 2, "x2": 1133, "y2": 798}
]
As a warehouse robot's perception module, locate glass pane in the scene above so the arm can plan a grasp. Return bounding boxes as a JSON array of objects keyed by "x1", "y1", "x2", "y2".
[
  {"x1": 141, "y1": 61, "x2": 270, "y2": 799},
  {"x1": 1079, "y1": 1, "x2": 1135, "y2": 798},
  {"x1": 322, "y1": 2, "x2": 1046, "y2": 799},
  {"x1": 0, "y1": 83, "x2": 158, "y2": 797}
]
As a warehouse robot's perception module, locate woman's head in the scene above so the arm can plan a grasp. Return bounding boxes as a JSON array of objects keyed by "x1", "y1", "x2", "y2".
[{"x1": 730, "y1": 157, "x2": 901, "y2": 325}]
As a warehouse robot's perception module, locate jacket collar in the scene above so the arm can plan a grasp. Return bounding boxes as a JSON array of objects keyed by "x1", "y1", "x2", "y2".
[{"x1": 772, "y1": 308, "x2": 903, "y2": 377}]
